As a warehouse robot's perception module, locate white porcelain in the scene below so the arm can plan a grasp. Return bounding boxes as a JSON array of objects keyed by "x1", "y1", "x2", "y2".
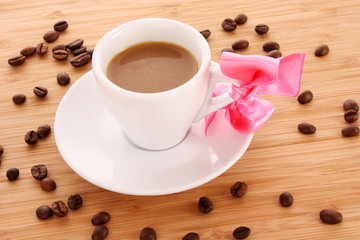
[
  {"x1": 54, "y1": 70, "x2": 253, "y2": 196},
  {"x1": 92, "y1": 18, "x2": 239, "y2": 150}
]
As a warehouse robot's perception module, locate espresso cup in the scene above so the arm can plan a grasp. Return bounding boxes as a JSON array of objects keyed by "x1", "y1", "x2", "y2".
[{"x1": 93, "y1": 18, "x2": 239, "y2": 150}]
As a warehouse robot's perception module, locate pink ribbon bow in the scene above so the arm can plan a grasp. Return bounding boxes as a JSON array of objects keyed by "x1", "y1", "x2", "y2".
[{"x1": 205, "y1": 52, "x2": 305, "y2": 134}]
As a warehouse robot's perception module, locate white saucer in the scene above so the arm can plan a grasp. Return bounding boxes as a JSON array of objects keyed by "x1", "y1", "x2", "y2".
[{"x1": 54, "y1": 70, "x2": 253, "y2": 196}]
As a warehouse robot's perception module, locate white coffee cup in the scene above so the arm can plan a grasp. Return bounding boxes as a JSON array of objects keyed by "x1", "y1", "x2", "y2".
[{"x1": 93, "y1": 18, "x2": 239, "y2": 150}]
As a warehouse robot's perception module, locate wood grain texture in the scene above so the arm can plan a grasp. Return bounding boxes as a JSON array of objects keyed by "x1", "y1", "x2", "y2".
[{"x1": 1, "y1": 0, "x2": 360, "y2": 239}]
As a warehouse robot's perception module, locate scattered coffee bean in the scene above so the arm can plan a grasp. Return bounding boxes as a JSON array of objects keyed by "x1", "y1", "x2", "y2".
[
  {"x1": 36, "y1": 43, "x2": 48, "y2": 56},
  {"x1": 57, "y1": 72, "x2": 71, "y2": 85},
  {"x1": 341, "y1": 124, "x2": 359, "y2": 137},
  {"x1": 200, "y1": 29, "x2": 211, "y2": 39},
  {"x1": 267, "y1": 50, "x2": 282, "y2": 58},
  {"x1": 36, "y1": 205, "x2": 53, "y2": 220},
  {"x1": 279, "y1": 192, "x2": 293, "y2": 207},
  {"x1": 54, "y1": 20, "x2": 68, "y2": 32},
  {"x1": 0, "y1": 144, "x2": 3, "y2": 156},
  {"x1": 8, "y1": 55, "x2": 26, "y2": 66},
  {"x1": 198, "y1": 196, "x2": 213, "y2": 213},
  {"x1": 92, "y1": 211, "x2": 111, "y2": 225},
  {"x1": 67, "y1": 39, "x2": 84, "y2": 51},
  {"x1": 234, "y1": 13, "x2": 248, "y2": 25},
  {"x1": 320, "y1": 209, "x2": 342, "y2": 224},
  {"x1": 37, "y1": 124, "x2": 51, "y2": 138},
  {"x1": 314, "y1": 44, "x2": 329, "y2": 57},
  {"x1": 33, "y1": 86, "x2": 48, "y2": 98},
  {"x1": 72, "y1": 46, "x2": 87, "y2": 56},
  {"x1": 230, "y1": 181, "x2": 248, "y2": 197},
  {"x1": 298, "y1": 122, "x2": 316, "y2": 134},
  {"x1": 13, "y1": 94, "x2": 26, "y2": 104},
  {"x1": 43, "y1": 30, "x2": 59, "y2": 43},
  {"x1": 182, "y1": 232, "x2": 199, "y2": 240},
  {"x1": 263, "y1": 41, "x2": 280, "y2": 52},
  {"x1": 222, "y1": 18, "x2": 237, "y2": 31},
  {"x1": 52, "y1": 43, "x2": 67, "y2": 52},
  {"x1": 297, "y1": 90, "x2": 313, "y2": 104},
  {"x1": 70, "y1": 52, "x2": 91, "y2": 67},
  {"x1": 221, "y1": 48, "x2": 235, "y2": 53},
  {"x1": 40, "y1": 177, "x2": 56, "y2": 191},
  {"x1": 232, "y1": 40, "x2": 249, "y2": 50},
  {"x1": 255, "y1": 24, "x2": 269, "y2": 35},
  {"x1": 67, "y1": 194, "x2": 83, "y2": 210},
  {"x1": 25, "y1": 130, "x2": 38, "y2": 145},
  {"x1": 53, "y1": 50, "x2": 69, "y2": 60},
  {"x1": 51, "y1": 200, "x2": 68, "y2": 217},
  {"x1": 6, "y1": 168, "x2": 19, "y2": 181},
  {"x1": 140, "y1": 227, "x2": 157, "y2": 240},
  {"x1": 31, "y1": 164, "x2": 48, "y2": 180},
  {"x1": 343, "y1": 99, "x2": 359, "y2": 112},
  {"x1": 87, "y1": 48, "x2": 94, "y2": 58},
  {"x1": 344, "y1": 110, "x2": 359, "y2": 123},
  {"x1": 92, "y1": 226, "x2": 109, "y2": 240},
  {"x1": 233, "y1": 226, "x2": 251, "y2": 239},
  {"x1": 20, "y1": 46, "x2": 36, "y2": 57}
]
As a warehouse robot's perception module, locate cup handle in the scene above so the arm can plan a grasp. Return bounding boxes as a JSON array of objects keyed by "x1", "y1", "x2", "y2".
[{"x1": 193, "y1": 62, "x2": 240, "y2": 123}]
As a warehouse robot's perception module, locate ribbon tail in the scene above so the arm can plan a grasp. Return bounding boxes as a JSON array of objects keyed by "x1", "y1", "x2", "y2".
[{"x1": 204, "y1": 111, "x2": 217, "y2": 136}]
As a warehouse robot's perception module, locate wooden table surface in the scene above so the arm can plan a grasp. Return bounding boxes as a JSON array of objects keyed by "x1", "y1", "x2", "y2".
[{"x1": 1, "y1": 0, "x2": 360, "y2": 239}]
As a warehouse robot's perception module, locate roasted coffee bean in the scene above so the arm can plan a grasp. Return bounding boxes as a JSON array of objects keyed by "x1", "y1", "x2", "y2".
[
  {"x1": 279, "y1": 192, "x2": 293, "y2": 207},
  {"x1": 54, "y1": 20, "x2": 68, "y2": 32},
  {"x1": 37, "y1": 124, "x2": 51, "y2": 138},
  {"x1": 57, "y1": 72, "x2": 71, "y2": 85},
  {"x1": 344, "y1": 110, "x2": 359, "y2": 123},
  {"x1": 31, "y1": 164, "x2": 47, "y2": 180},
  {"x1": 92, "y1": 226, "x2": 109, "y2": 240},
  {"x1": 198, "y1": 196, "x2": 213, "y2": 213},
  {"x1": 221, "y1": 48, "x2": 235, "y2": 53},
  {"x1": 36, "y1": 43, "x2": 48, "y2": 55},
  {"x1": 67, "y1": 194, "x2": 83, "y2": 210},
  {"x1": 67, "y1": 39, "x2": 84, "y2": 51},
  {"x1": 222, "y1": 18, "x2": 237, "y2": 31},
  {"x1": 6, "y1": 168, "x2": 19, "y2": 181},
  {"x1": 13, "y1": 94, "x2": 26, "y2": 104},
  {"x1": 200, "y1": 29, "x2": 211, "y2": 39},
  {"x1": 52, "y1": 43, "x2": 67, "y2": 52},
  {"x1": 297, "y1": 90, "x2": 313, "y2": 104},
  {"x1": 341, "y1": 124, "x2": 359, "y2": 137},
  {"x1": 234, "y1": 13, "x2": 248, "y2": 25},
  {"x1": 182, "y1": 232, "x2": 199, "y2": 240},
  {"x1": 8, "y1": 55, "x2": 25, "y2": 66},
  {"x1": 51, "y1": 200, "x2": 68, "y2": 217},
  {"x1": 40, "y1": 177, "x2": 56, "y2": 191},
  {"x1": 320, "y1": 209, "x2": 342, "y2": 224},
  {"x1": 255, "y1": 24, "x2": 269, "y2": 35},
  {"x1": 232, "y1": 40, "x2": 249, "y2": 50},
  {"x1": 87, "y1": 48, "x2": 94, "y2": 58},
  {"x1": 33, "y1": 86, "x2": 48, "y2": 97},
  {"x1": 263, "y1": 41, "x2": 280, "y2": 52},
  {"x1": 53, "y1": 50, "x2": 69, "y2": 60},
  {"x1": 233, "y1": 226, "x2": 251, "y2": 239},
  {"x1": 314, "y1": 44, "x2": 329, "y2": 57},
  {"x1": 230, "y1": 181, "x2": 248, "y2": 197},
  {"x1": 267, "y1": 50, "x2": 282, "y2": 58},
  {"x1": 43, "y1": 30, "x2": 59, "y2": 43},
  {"x1": 298, "y1": 122, "x2": 316, "y2": 134},
  {"x1": 20, "y1": 46, "x2": 36, "y2": 56},
  {"x1": 25, "y1": 130, "x2": 38, "y2": 145},
  {"x1": 343, "y1": 99, "x2": 359, "y2": 112},
  {"x1": 70, "y1": 52, "x2": 91, "y2": 67},
  {"x1": 140, "y1": 227, "x2": 157, "y2": 240},
  {"x1": 92, "y1": 211, "x2": 111, "y2": 225},
  {"x1": 36, "y1": 205, "x2": 53, "y2": 220},
  {"x1": 72, "y1": 46, "x2": 87, "y2": 56},
  {"x1": 0, "y1": 144, "x2": 3, "y2": 156}
]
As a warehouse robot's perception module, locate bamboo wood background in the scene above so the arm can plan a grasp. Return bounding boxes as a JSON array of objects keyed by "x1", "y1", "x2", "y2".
[{"x1": 1, "y1": 0, "x2": 360, "y2": 239}]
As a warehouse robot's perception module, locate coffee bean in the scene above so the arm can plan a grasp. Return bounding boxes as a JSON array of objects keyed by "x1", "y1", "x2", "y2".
[
  {"x1": 314, "y1": 44, "x2": 329, "y2": 57},
  {"x1": 6, "y1": 168, "x2": 19, "y2": 181},
  {"x1": 20, "y1": 46, "x2": 36, "y2": 57},
  {"x1": 87, "y1": 48, "x2": 94, "y2": 58},
  {"x1": 343, "y1": 99, "x2": 359, "y2": 112},
  {"x1": 13, "y1": 94, "x2": 26, "y2": 104},
  {"x1": 297, "y1": 90, "x2": 313, "y2": 104},
  {"x1": 8, "y1": 55, "x2": 25, "y2": 66},
  {"x1": 279, "y1": 192, "x2": 293, "y2": 207},
  {"x1": 233, "y1": 226, "x2": 251, "y2": 239},
  {"x1": 344, "y1": 110, "x2": 359, "y2": 123},
  {"x1": 72, "y1": 46, "x2": 87, "y2": 56},
  {"x1": 221, "y1": 48, "x2": 235, "y2": 54},
  {"x1": 36, "y1": 43, "x2": 48, "y2": 56},
  {"x1": 51, "y1": 200, "x2": 68, "y2": 217},
  {"x1": 298, "y1": 122, "x2": 316, "y2": 134},
  {"x1": 52, "y1": 43, "x2": 67, "y2": 52},
  {"x1": 67, "y1": 194, "x2": 83, "y2": 210},
  {"x1": 230, "y1": 181, "x2": 248, "y2": 197},
  {"x1": 140, "y1": 227, "x2": 157, "y2": 240},
  {"x1": 234, "y1": 13, "x2": 248, "y2": 25},
  {"x1": 255, "y1": 24, "x2": 269, "y2": 35},
  {"x1": 57, "y1": 72, "x2": 71, "y2": 85},
  {"x1": 198, "y1": 196, "x2": 213, "y2": 213},
  {"x1": 263, "y1": 41, "x2": 280, "y2": 52},
  {"x1": 92, "y1": 211, "x2": 111, "y2": 225},
  {"x1": 33, "y1": 86, "x2": 48, "y2": 97},
  {"x1": 92, "y1": 226, "x2": 109, "y2": 240},
  {"x1": 320, "y1": 209, "x2": 342, "y2": 224},
  {"x1": 40, "y1": 177, "x2": 56, "y2": 191},
  {"x1": 0, "y1": 144, "x2": 4, "y2": 156},
  {"x1": 54, "y1": 20, "x2": 68, "y2": 32},
  {"x1": 200, "y1": 29, "x2": 211, "y2": 39},
  {"x1": 31, "y1": 164, "x2": 47, "y2": 180},
  {"x1": 232, "y1": 40, "x2": 249, "y2": 50},
  {"x1": 70, "y1": 52, "x2": 91, "y2": 67},
  {"x1": 53, "y1": 50, "x2": 69, "y2": 60},
  {"x1": 222, "y1": 18, "x2": 237, "y2": 31},
  {"x1": 182, "y1": 232, "x2": 199, "y2": 240},
  {"x1": 43, "y1": 30, "x2": 59, "y2": 43},
  {"x1": 37, "y1": 124, "x2": 51, "y2": 138},
  {"x1": 341, "y1": 124, "x2": 359, "y2": 137},
  {"x1": 25, "y1": 130, "x2": 38, "y2": 145},
  {"x1": 267, "y1": 50, "x2": 282, "y2": 58},
  {"x1": 67, "y1": 39, "x2": 84, "y2": 51},
  {"x1": 36, "y1": 205, "x2": 53, "y2": 220}
]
